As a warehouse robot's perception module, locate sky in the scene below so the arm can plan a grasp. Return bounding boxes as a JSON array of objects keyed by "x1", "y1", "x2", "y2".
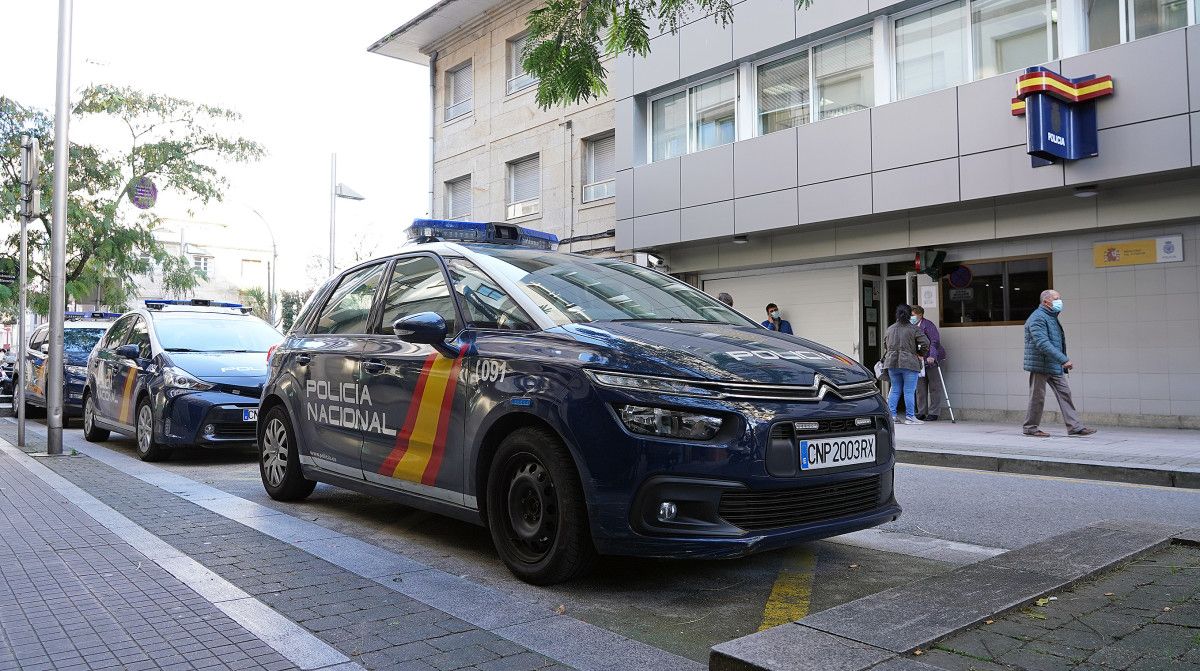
[{"x1": 3, "y1": 0, "x2": 435, "y2": 291}]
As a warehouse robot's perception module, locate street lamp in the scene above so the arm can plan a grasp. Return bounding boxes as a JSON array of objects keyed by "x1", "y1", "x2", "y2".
[
  {"x1": 328, "y1": 153, "x2": 365, "y2": 275},
  {"x1": 250, "y1": 209, "x2": 278, "y2": 324}
]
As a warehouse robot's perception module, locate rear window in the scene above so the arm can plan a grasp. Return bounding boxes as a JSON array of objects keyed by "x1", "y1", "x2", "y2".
[
  {"x1": 153, "y1": 315, "x2": 281, "y2": 353},
  {"x1": 64, "y1": 328, "x2": 107, "y2": 353}
]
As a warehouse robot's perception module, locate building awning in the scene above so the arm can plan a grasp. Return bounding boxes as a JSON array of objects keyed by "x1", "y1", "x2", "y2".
[{"x1": 368, "y1": 0, "x2": 510, "y2": 64}]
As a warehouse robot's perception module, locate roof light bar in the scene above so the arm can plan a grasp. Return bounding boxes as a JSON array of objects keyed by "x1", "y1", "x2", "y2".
[
  {"x1": 407, "y1": 219, "x2": 559, "y2": 250},
  {"x1": 64, "y1": 311, "x2": 122, "y2": 320},
  {"x1": 145, "y1": 299, "x2": 245, "y2": 310}
]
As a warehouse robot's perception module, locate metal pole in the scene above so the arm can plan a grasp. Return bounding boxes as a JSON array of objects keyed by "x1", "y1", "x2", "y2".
[
  {"x1": 17, "y1": 136, "x2": 38, "y2": 448},
  {"x1": 328, "y1": 153, "x2": 336, "y2": 275},
  {"x1": 250, "y1": 208, "x2": 277, "y2": 323},
  {"x1": 46, "y1": 0, "x2": 74, "y2": 455}
]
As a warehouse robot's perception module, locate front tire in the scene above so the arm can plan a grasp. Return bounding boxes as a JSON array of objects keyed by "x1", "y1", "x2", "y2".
[
  {"x1": 485, "y1": 427, "x2": 596, "y2": 585},
  {"x1": 82, "y1": 392, "x2": 109, "y2": 442},
  {"x1": 259, "y1": 406, "x2": 315, "y2": 501},
  {"x1": 135, "y1": 398, "x2": 171, "y2": 462}
]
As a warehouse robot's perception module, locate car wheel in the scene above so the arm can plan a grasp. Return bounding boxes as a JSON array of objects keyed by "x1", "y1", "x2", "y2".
[
  {"x1": 486, "y1": 427, "x2": 596, "y2": 585},
  {"x1": 135, "y1": 398, "x2": 171, "y2": 462},
  {"x1": 81, "y1": 392, "x2": 109, "y2": 442},
  {"x1": 259, "y1": 406, "x2": 315, "y2": 501}
]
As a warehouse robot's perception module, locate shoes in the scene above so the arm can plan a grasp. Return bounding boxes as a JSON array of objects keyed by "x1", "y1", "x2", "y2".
[
  {"x1": 1024, "y1": 430, "x2": 1051, "y2": 437},
  {"x1": 904, "y1": 417, "x2": 924, "y2": 425},
  {"x1": 1069, "y1": 427, "x2": 1098, "y2": 436},
  {"x1": 916, "y1": 414, "x2": 927, "y2": 421},
  {"x1": 925, "y1": 415, "x2": 939, "y2": 422}
]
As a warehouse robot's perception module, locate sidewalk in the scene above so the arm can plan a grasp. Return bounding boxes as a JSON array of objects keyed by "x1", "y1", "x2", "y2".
[{"x1": 894, "y1": 419, "x2": 1200, "y2": 488}]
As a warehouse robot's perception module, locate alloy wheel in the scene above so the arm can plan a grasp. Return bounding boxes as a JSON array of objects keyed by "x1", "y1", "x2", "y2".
[
  {"x1": 137, "y1": 405, "x2": 153, "y2": 454},
  {"x1": 262, "y1": 417, "x2": 288, "y2": 488},
  {"x1": 83, "y1": 398, "x2": 94, "y2": 434}
]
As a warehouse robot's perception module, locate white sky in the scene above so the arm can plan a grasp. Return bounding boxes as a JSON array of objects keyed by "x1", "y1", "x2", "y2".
[{"x1": 4, "y1": 0, "x2": 436, "y2": 290}]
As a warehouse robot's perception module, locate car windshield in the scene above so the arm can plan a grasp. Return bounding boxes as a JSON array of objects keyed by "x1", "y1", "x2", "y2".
[
  {"x1": 154, "y1": 314, "x2": 281, "y2": 352},
  {"x1": 65, "y1": 328, "x2": 107, "y2": 353},
  {"x1": 469, "y1": 247, "x2": 753, "y2": 326}
]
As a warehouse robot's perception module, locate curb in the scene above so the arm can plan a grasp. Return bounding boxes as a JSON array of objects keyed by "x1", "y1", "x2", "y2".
[
  {"x1": 709, "y1": 520, "x2": 1199, "y2": 671},
  {"x1": 896, "y1": 447, "x2": 1200, "y2": 489}
]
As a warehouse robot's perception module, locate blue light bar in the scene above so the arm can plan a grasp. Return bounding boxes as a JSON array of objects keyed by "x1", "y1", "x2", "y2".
[
  {"x1": 145, "y1": 299, "x2": 244, "y2": 310},
  {"x1": 65, "y1": 311, "x2": 122, "y2": 320},
  {"x1": 408, "y1": 219, "x2": 559, "y2": 251}
]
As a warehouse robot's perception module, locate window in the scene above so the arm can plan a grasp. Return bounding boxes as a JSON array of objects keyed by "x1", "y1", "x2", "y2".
[
  {"x1": 100, "y1": 316, "x2": 134, "y2": 350},
  {"x1": 446, "y1": 258, "x2": 535, "y2": 330},
  {"x1": 445, "y1": 176, "x2": 472, "y2": 220},
  {"x1": 650, "y1": 73, "x2": 737, "y2": 161},
  {"x1": 940, "y1": 256, "x2": 1051, "y2": 326},
  {"x1": 506, "y1": 155, "x2": 540, "y2": 219},
  {"x1": 379, "y1": 256, "x2": 457, "y2": 335},
  {"x1": 312, "y1": 263, "x2": 385, "y2": 335},
  {"x1": 582, "y1": 134, "x2": 615, "y2": 202},
  {"x1": 445, "y1": 61, "x2": 473, "y2": 121},
  {"x1": 651, "y1": 91, "x2": 688, "y2": 161},
  {"x1": 125, "y1": 317, "x2": 152, "y2": 360},
  {"x1": 241, "y1": 259, "x2": 262, "y2": 280},
  {"x1": 507, "y1": 34, "x2": 538, "y2": 94},
  {"x1": 1089, "y1": 0, "x2": 1190, "y2": 49},
  {"x1": 192, "y1": 255, "x2": 212, "y2": 274},
  {"x1": 755, "y1": 29, "x2": 873, "y2": 133},
  {"x1": 893, "y1": 1, "x2": 1057, "y2": 99}
]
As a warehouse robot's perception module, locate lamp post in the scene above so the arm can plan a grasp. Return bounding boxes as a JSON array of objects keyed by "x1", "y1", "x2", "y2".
[
  {"x1": 250, "y1": 209, "x2": 278, "y2": 323},
  {"x1": 46, "y1": 0, "x2": 74, "y2": 456},
  {"x1": 328, "y1": 153, "x2": 365, "y2": 275}
]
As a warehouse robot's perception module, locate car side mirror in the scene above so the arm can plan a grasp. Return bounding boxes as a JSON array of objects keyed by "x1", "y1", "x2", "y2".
[
  {"x1": 115, "y1": 344, "x2": 140, "y2": 361},
  {"x1": 393, "y1": 312, "x2": 456, "y2": 358},
  {"x1": 39, "y1": 343, "x2": 49, "y2": 354}
]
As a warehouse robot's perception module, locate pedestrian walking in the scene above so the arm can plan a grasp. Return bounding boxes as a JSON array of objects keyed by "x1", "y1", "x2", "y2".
[
  {"x1": 882, "y1": 304, "x2": 930, "y2": 425},
  {"x1": 912, "y1": 306, "x2": 945, "y2": 421},
  {"x1": 761, "y1": 303, "x2": 793, "y2": 334},
  {"x1": 1023, "y1": 290, "x2": 1096, "y2": 437},
  {"x1": 718, "y1": 292, "x2": 734, "y2": 307}
]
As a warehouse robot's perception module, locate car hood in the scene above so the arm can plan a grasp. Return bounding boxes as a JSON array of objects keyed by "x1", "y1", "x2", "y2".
[
  {"x1": 549, "y1": 321, "x2": 873, "y2": 386},
  {"x1": 164, "y1": 352, "x2": 270, "y2": 381}
]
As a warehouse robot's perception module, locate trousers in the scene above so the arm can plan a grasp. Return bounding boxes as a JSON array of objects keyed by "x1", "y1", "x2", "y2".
[
  {"x1": 887, "y1": 369, "x2": 920, "y2": 420},
  {"x1": 916, "y1": 363, "x2": 944, "y2": 417},
  {"x1": 1023, "y1": 372, "x2": 1083, "y2": 433}
]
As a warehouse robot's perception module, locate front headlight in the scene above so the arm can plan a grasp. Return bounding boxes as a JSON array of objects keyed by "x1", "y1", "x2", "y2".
[
  {"x1": 618, "y1": 405, "x2": 723, "y2": 440},
  {"x1": 163, "y1": 366, "x2": 214, "y2": 391},
  {"x1": 65, "y1": 365, "x2": 87, "y2": 377},
  {"x1": 585, "y1": 370, "x2": 718, "y2": 398}
]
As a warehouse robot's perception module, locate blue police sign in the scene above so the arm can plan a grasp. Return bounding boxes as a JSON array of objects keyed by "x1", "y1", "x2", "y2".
[{"x1": 1011, "y1": 66, "x2": 1114, "y2": 167}]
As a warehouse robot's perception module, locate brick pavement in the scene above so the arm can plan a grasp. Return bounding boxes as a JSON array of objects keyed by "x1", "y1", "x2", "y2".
[
  {"x1": 916, "y1": 543, "x2": 1200, "y2": 671},
  {"x1": 0, "y1": 449, "x2": 300, "y2": 671},
  {"x1": 0, "y1": 425, "x2": 573, "y2": 671}
]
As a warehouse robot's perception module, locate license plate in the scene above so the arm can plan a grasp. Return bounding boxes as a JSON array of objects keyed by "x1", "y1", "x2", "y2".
[
  {"x1": 242, "y1": 409, "x2": 258, "y2": 422},
  {"x1": 800, "y1": 435, "x2": 876, "y2": 471}
]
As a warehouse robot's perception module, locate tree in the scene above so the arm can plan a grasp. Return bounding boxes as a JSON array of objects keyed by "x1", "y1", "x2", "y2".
[
  {"x1": 0, "y1": 85, "x2": 265, "y2": 314},
  {"x1": 238, "y1": 287, "x2": 269, "y2": 320},
  {"x1": 524, "y1": 0, "x2": 814, "y2": 108},
  {"x1": 279, "y1": 289, "x2": 314, "y2": 332}
]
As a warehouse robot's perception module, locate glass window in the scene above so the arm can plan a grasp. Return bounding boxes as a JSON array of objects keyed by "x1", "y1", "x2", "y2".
[
  {"x1": 101, "y1": 317, "x2": 134, "y2": 350},
  {"x1": 583, "y1": 134, "x2": 616, "y2": 202},
  {"x1": 446, "y1": 258, "x2": 536, "y2": 330},
  {"x1": 379, "y1": 256, "x2": 457, "y2": 334},
  {"x1": 940, "y1": 256, "x2": 1051, "y2": 326},
  {"x1": 895, "y1": 1, "x2": 969, "y2": 100},
  {"x1": 971, "y1": 0, "x2": 1058, "y2": 80},
  {"x1": 690, "y1": 74, "x2": 737, "y2": 152},
  {"x1": 651, "y1": 91, "x2": 687, "y2": 161},
  {"x1": 815, "y1": 30, "x2": 875, "y2": 120},
  {"x1": 312, "y1": 263, "x2": 386, "y2": 335},
  {"x1": 757, "y1": 51, "x2": 810, "y2": 134},
  {"x1": 507, "y1": 34, "x2": 538, "y2": 94},
  {"x1": 125, "y1": 318, "x2": 152, "y2": 359},
  {"x1": 63, "y1": 328, "x2": 107, "y2": 354},
  {"x1": 1088, "y1": 0, "x2": 1122, "y2": 49},
  {"x1": 192, "y1": 255, "x2": 212, "y2": 274},
  {"x1": 506, "y1": 155, "x2": 540, "y2": 219},
  {"x1": 445, "y1": 176, "x2": 471, "y2": 220},
  {"x1": 445, "y1": 61, "x2": 473, "y2": 121},
  {"x1": 1129, "y1": 0, "x2": 1189, "y2": 39},
  {"x1": 29, "y1": 327, "x2": 48, "y2": 351},
  {"x1": 154, "y1": 314, "x2": 282, "y2": 352}
]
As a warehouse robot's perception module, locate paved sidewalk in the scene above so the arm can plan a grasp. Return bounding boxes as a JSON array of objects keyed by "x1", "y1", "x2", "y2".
[
  {"x1": 0, "y1": 449, "x2": 301, "y2": 671},
  {"x1": 895, "y1": 419, "x2": 1200, "y2": 488}
]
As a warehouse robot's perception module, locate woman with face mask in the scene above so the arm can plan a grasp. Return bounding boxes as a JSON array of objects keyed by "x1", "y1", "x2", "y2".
[
  {"x1": 761, "y1": 303, "x2": 793, "y2": 335},
  {"x1": 882, "y1": 303, "x2": 930, "y2": 425}
]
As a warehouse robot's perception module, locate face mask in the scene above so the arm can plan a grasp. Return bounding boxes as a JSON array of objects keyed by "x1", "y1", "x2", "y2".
[
  {"x1": 1050, "y1": 299, "x2": 1063, "y2": 313},
  {"x1": 769, "y1": 311, "x2": 781, "y2": 319},
  {"x1": 909, "y1": 316, "x2": 920, "y2": 325}
]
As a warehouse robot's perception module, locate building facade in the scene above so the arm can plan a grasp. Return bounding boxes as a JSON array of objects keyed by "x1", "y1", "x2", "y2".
[
  {"x1": 134, "y1": 216, "x2": 275, "y2": 308},
  {"x1": 614, "y1": 0, "x2": 1200, "y2": 427},
  {"x1": 370, "y1": 0, "x2": 617, "y2": 254}
]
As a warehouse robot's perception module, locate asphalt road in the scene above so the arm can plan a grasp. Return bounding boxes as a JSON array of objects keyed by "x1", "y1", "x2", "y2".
[{"x1": 10, "y1": 415, "x2": 1200, "y2": 662}]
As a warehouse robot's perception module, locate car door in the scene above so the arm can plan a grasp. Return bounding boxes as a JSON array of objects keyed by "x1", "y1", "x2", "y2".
[
  {"x1": 111, "y1": 317, "x2": 153, "y2": 427},
  {"x1": 91, "y1": 315, "x2": 136, "y2": 423},
  {"x1": 24, "y1": 326, "x2": 48, "y2": 403},
  {"x1": 359, "y1": 255, "x2": 469, "y2": 504},
  {"x1": 293, "y1": 261, "x2": 387, "y2": 480}
]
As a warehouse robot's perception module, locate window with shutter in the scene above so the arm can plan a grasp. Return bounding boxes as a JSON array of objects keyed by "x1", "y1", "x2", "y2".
[
  {"x1": 445, "y1": 176, "x2": 471, "y2": 220},
  {"x1": 507, "y1": 34, "x2": 538, "y2": 94},
  {"x1": 815, "y1": 30, "x2": 874, "y2": 120},
  {"x1": 506, "y1": 155, "x2": 540, "y2": 219},
  {"x1": 758, "y1": 51, "x2": 810, "y2": 134},
  {"x1": 583, "y1": 135, "x2": 616, "y2": 202},
  {"x1": 445, "y1": 62, "x2": 473, "y2": 121}
]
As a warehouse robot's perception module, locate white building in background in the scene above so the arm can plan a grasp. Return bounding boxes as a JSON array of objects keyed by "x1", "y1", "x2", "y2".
[{"x1": 133, "y1": 216, "x2": 275, "y2": 306}]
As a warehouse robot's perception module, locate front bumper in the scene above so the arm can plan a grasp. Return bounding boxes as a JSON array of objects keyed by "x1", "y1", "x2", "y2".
[{"x1": 156, "y1": 390, "x2": 258, "y2": 447}]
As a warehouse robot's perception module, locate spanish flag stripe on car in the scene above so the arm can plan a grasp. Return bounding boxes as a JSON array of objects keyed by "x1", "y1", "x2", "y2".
[{"x1": 378, "y1": 346, "x2": 467, "y2": 484}]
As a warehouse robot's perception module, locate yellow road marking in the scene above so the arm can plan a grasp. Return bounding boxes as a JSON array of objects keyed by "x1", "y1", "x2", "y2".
[{"x1": 758, "y1": 548, "x2": 816, "y2": 631}]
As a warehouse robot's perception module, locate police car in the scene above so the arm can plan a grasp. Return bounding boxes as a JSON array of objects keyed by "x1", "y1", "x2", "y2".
[
  {"x1": 20, "y1": 312, "x2": 122, "y2": 418},
  {"x1": 260, "y1": 220, "x2": 900, "y2": 584},
  {"x1": 83, "y1": 300, "x2": 282, "y2": 461}
]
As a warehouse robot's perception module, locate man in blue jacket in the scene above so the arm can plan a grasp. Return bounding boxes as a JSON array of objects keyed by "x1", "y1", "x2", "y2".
[
  {"x1": 1023, "y1": 289, "x2": 1096, "y2": 437},
  {"x1": 761, "y1": 303, "x2": 793, "y2": 335}
]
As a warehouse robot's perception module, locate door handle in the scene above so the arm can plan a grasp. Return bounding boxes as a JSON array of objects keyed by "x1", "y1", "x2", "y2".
[
  {"x1": 295, "y1": 353, "x2": 311, "y2": 365},
  {"x1": 362, "y1": 359, "x2": 386, "y2": 375}
]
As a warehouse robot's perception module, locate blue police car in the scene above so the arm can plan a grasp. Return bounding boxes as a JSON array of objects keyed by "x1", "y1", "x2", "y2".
[
  {"x1": 20, "y1": 312, "x2": 122, "y2": 419},
  {"x1": 260, "y1": 220, "x2": 899, "y2": 584},
  {"x1": 83, "y1": 300, "x2": 282, "y2": 461}
]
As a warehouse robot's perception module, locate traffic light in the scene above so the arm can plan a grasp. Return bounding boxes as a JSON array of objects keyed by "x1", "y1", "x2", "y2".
[{"x1": 915, "y1": 249, "x2": 947, "y2": 280}]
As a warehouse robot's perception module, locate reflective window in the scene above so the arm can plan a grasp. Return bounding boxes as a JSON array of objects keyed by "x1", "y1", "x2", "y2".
[
  {"x1": 446, "y1": 258, "x2": 536, "y2": 330},
  {"x1": 1129, "y1": 0, "x2": 1189, "y2": 38},
  {"x1": 757, "y1": 51, "x2": 811, "y2": 134},
  {"x1": 1091, "y1": 0, "x2": 1190, "y2": 46},
  {"x1": 690, "y1": 74, "x2": 737, "y2": 151},
  {"x1": 940, "y1": 256, "x2": 1051, "y2": 326},
  {"x1": 651, "y1": 91, "x2": 688, "y2": 161},
  {"x1": 101, "y1": 316, "x2": 135, "y2": 350},
  {"x1": 125, "y1": 318, "x2": 152, "y2": 359},
  {"x1": 63, "y1": 328, "x2": 107, "y2": 354},
  {"x1": 815, "y1": 30, "x2": 875, "y2": 119},
  {"x1": 895, "y1": 1, "x2": 969, "y2": 100},
  {"x1": 972, "y1": 0, "x2": 1058, "y2": 80},
  {"x1": 312, "y1": 263, "x2": 386, "y2": 335},
  {"x1": 379, "y1": 256, "x2": 457, "y2": 334},
  {"x1": 154, "y1": 315, "x2": 281, "y2": 352},
  {"x1": 583, "y1": 134, "x2": 616, "y2": 202}
]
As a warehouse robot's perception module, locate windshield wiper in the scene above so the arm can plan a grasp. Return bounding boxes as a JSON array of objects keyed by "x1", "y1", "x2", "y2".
[
  {"x1": 610, "y1": 318, "x2": 720, "y2": 324},
  {"x1": 164, "y1": 347, "x2": 203, "y2": 352}
]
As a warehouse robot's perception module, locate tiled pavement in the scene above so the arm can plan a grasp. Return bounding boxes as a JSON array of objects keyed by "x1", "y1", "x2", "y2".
[
  {"x1": 0, "y1": 449, "x2": 300, "y2": 671},
  {"x1": 0, "y1": 426, "x2": 572, "y2": 671}
]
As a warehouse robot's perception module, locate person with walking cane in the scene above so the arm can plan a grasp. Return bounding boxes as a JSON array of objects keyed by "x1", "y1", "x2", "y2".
[{"x1": 912, "y1": 306, "x2": 945, "y2": 421}]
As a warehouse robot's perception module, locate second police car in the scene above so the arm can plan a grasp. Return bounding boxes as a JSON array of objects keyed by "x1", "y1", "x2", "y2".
[
  {"x1": 21, "y1": 312, "x2": 122, "y2": 418},
  {"x1": 84, "y1": 299, "x2": 282, "y2": 460},
  {"x1": 261, "y1": 219, "x2": 900, "y2": 584}
]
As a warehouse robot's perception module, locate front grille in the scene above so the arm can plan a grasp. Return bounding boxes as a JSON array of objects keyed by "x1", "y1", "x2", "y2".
[
  {"x1": 771, "y1": 417, "x2": 878, "y2": 439},
  {"x1": 718, "y1": 475, "x2": 882, "y2": 531},
  {"x1": 209, "y1": 422, "x2": 256, "y2": 440}
]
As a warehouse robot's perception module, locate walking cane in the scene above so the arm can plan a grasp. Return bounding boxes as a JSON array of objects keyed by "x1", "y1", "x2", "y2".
[{"x1": 936, "y1": 365, "x2": 956, "y2": 423}]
